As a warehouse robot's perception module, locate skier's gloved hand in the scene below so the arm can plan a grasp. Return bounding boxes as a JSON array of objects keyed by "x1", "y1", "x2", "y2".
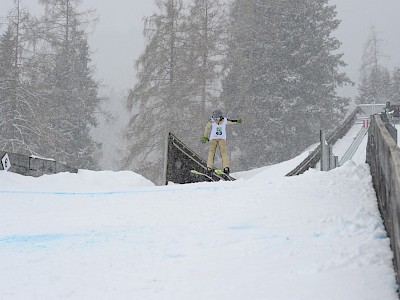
[{"x1": 201, "y1": 136, "x2": 209, "y2": 143}]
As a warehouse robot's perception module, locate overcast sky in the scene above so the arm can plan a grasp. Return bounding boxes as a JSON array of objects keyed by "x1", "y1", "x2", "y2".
[
  {"x1": 2, "y1": 0, "x2": 400, "y2": 99},
  {"x1": 331, "y1": 0, "x2": 400, "y2": 98}
]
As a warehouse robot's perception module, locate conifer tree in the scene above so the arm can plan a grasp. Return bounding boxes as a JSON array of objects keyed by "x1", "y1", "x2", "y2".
[
  {"x1": 37, "y1": 0, "x2": 101, "y2": 169},
  {"x1": 0, "y1": 4, "x2": 43, "y2": 155},
  {"x1": 0, "y1": 0, "x2": 100, "y2": 168},
  {"x1": 123, "y1": 0, "x2": 229, "y2": 184},
  {"x1": 185, "y1": 0, "x2": 227, "y2": 115},
  {"x1": 356, "y1": 27, "x2": 391, "y2": 105},
  {"x1": 222, "y1": 0, "x2": 351, "y2": 171},
  {"x1": 0, "y1": 26, "x2": 20, "y2": 151},
  {"x1": 123, "y1": 0, "x2": 186, "y2": 184}
]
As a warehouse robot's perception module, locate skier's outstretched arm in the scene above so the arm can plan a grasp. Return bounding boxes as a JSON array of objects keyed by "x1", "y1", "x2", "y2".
[{"x1": 227, "y1": 118, "x2": 242, "y2": 124}]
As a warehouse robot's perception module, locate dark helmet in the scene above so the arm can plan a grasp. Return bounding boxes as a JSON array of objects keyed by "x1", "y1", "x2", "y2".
[{"x1": 212, "y1": 109, "x2": 223, "y2": 119}]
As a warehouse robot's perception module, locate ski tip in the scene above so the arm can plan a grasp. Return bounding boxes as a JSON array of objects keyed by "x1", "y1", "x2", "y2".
[
  {"x1": 214, "y1": 169, "x2": 224, "y2": 175},
  {"x1": 190, "y1": 170, "x2": 202, "y2": 175}
]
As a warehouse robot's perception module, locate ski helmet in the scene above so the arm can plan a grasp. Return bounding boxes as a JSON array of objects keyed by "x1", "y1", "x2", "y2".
[{"x1": 212, "y1": 109, "x2": 223, "y2": 119}]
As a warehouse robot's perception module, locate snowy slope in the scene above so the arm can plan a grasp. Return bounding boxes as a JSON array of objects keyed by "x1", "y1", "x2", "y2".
[{"x1": 0, "y1": 135, "x2": 398, "y2": 299}]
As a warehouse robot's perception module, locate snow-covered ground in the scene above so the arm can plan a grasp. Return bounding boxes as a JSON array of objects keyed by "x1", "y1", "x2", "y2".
[{"x1": 0, "y1": 125, "x2": 398, "y2": 299}]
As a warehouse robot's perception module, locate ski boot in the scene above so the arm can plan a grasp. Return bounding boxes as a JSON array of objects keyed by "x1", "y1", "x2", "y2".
[{"x1": 223, "y1": 167, "x2": 230, "y2": 175}]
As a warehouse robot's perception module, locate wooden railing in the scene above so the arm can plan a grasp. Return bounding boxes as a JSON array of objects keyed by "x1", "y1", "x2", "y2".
[{"x1": 367, "y1": 114, "x2": 400, "y2": 281}]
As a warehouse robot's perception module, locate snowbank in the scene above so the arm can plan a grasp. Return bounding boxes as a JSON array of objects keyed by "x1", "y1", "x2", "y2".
[{"x1": 0, "y1": 169, "x2": 154, "y2": 193}]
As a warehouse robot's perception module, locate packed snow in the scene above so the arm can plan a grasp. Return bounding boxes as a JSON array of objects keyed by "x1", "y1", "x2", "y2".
[{"x1": 0, "y1": 123, "x2": 398, "y2": 299}]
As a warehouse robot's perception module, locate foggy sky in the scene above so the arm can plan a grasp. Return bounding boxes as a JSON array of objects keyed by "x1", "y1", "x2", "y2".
[
  {"x1": 1, "y1": 0, "x2": 400, "y2": 99},
  {"x1": 331, "y1": 0, "x2": 400, "y2": 98}
]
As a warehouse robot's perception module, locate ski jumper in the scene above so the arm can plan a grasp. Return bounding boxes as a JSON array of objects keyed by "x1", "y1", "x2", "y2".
[{"x1": 203, "y1": 117, "x2": 239, "y2": 169}]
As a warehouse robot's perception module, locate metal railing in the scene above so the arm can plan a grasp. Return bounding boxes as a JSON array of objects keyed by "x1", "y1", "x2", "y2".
[
  {"x1": 339, "y1": 126, "x2": 368, "y2": 166},
  {"x1": 286, "y1": 108, "x2": 359, "y2": 176}
]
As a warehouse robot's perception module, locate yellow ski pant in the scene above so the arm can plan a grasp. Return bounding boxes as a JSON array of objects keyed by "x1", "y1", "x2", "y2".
[{"x1": 207, "y1": 139, "x2": 229, "y2": 169}]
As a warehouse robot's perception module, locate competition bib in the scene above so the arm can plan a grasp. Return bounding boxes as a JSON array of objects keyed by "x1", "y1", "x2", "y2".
[{"x1": 210, "y1": 118, "x2": 227, "y2": 140}]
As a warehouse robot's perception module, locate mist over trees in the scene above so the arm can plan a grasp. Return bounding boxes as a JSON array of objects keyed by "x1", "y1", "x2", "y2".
[
  {"x1": 0, "y1": 0, "x2": 101, "y2": 169},
  {"x1": 6, "y1": 1, "x2": 398, "y2": 185},
  {"x1": 124, "y1": 0, "x2": 352, "y2": 184},
  {"x1": 356, "y1": 27, "x2": 400, "y2": 105}
]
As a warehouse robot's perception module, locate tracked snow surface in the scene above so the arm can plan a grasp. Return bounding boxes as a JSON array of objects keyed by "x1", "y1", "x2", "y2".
[{"x1": 0, "y1": 124, "x2": 398, "y2": 299}]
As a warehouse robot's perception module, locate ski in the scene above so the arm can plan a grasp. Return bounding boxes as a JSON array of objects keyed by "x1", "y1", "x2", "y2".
[
  {"x1": 214, "y1": 169, "x2": 234, "y2": 181},
  {"x1": 191, "y1": 169, "x2": 234, "y2": 182},
  {"x1": 214, "y1": 169, "x2": 225, "y2": 175},
  {"x1": 190, "y1": 170, "x2": 215, "y2": 181}
]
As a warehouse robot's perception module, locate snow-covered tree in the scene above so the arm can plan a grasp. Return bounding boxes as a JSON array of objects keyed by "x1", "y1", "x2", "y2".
[
  {"x1": 185, "y1": 0, "x2": 227, "y2": 115},
  {"x1": 0, "y1": 26, "x2": 20, "y2": 151},
  {"x1": 356, "y1": 27, "x2": 390, "y2": 105},
  {"x1": 123, "y1": 0, "x2": 187, "y2": 184},
  {"x1": 357, "y1": 67, "x2": 391, "y2": 105},
  {"x1": 0, "y1": 3, "x2": 43, "y2": 155},
  {"x1": 0, "y1": 0, "x2": 101, "y2": 169},
  {"x1": 222, "y1": 0, "x2": 351, "y2": 171},
  {"x1": 36, "y1": 0, "x2": 101, "y2": 169}
]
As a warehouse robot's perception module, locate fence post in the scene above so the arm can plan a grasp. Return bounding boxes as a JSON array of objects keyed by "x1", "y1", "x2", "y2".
[
  {"x1": 320, "y1": 130, "x2": 329, "y2": 171},
  {"x1": 321, "y1": 130, "x2": 338, "y2": 171},
  {"x1": 329, "y1": 144, "x2": 336, "y2": 170}
]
